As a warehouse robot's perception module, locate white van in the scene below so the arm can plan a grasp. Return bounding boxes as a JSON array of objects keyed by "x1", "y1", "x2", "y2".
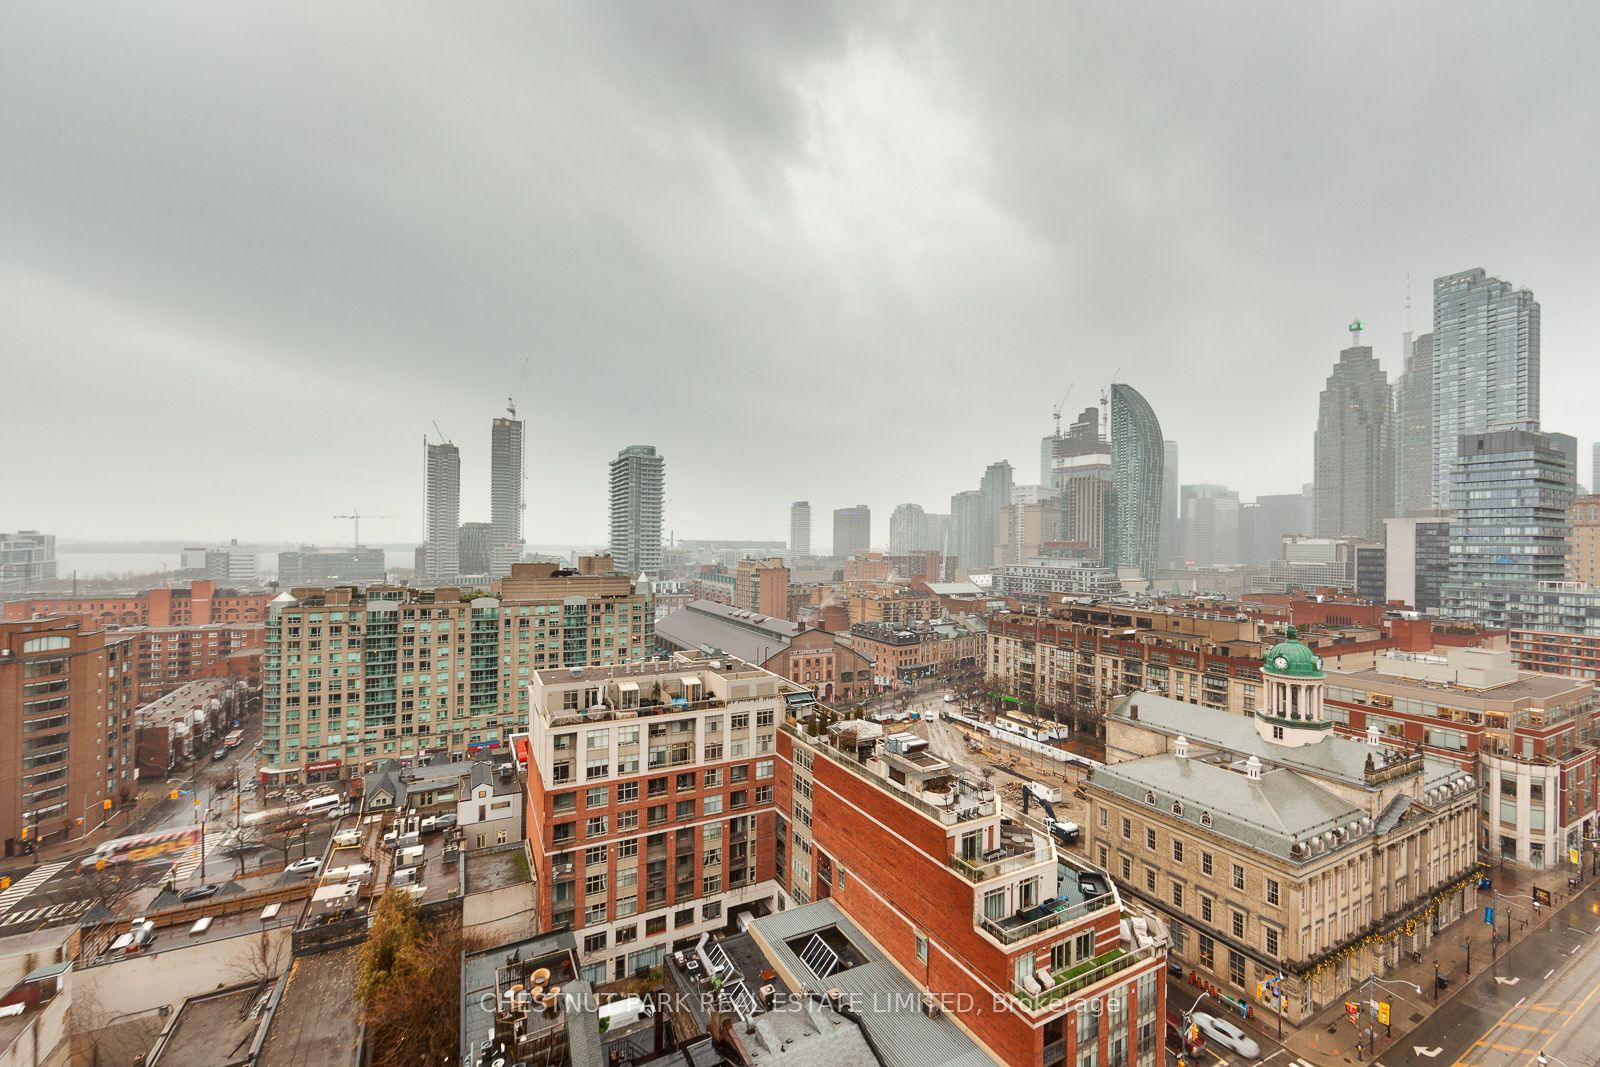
[
  {"x1": 598, "y1": 996, "x2": 654, "y2": 1031},
  {"x1": 301, "y1": 795, "x2": 342, "y2": 815}
]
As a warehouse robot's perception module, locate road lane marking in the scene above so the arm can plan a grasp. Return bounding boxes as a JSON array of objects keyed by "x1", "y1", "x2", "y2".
[{"x1": 1544, "y1": 969, "x2": 1554, "y2": 979}]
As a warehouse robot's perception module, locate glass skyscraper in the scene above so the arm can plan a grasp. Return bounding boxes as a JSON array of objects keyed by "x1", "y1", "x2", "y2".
[
  {"x1": 1313, "y1": 331, "x2": 1393, "y2": 543},
  {"x1": 1442, "y1": 428, "x2": 1573, "y2": 628},
  {"x1": 1430, "y1": 269, "x2": 1540, "y2": 509},
  {"x1": 1109, "y1": 383, "x2": 1164, "y2": 577}
]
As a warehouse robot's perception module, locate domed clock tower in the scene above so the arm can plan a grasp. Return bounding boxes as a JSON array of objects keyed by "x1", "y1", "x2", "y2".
[{"x1": 1256, "y1": 626, "x2": 1332, "y2": 748}]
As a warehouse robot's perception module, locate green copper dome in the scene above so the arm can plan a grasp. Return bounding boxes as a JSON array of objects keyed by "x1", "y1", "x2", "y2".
[{"x1": 1262, "y1": 626, "x2": 1323, "y2": 678}]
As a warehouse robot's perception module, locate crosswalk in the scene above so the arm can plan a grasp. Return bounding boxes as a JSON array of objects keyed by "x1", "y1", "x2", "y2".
[
  {"x1": 169, "y1": 832, "x2": 232, "y2": 883},
  {"x1": 0, "y1": 861, "x2": 69, "y2": 916}
]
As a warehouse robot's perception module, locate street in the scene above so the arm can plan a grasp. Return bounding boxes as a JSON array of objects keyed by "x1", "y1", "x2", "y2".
[
  {"x1": 0, "y1": 713, "x2": 302, "y2": 933},
  {"x1": 1392, "y1": 880, "x2": 1600, "y2": 1066}
]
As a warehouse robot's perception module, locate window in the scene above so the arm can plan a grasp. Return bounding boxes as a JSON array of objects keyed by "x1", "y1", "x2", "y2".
[
  {"x1": 618, "y1": 839, "x2": 638, "y2": 859},
  {"x1": 983, "y1": 889, "x2": 1007, "y2": 921},
  {"x1": 731, "y1": 712, "x2": 749, "y2": 730},
  {"x1": 703, "y1": 795, "x2": 723, "y2": 816},
  {"x1": 1121, "y1": 856, "x2": 1131, "y2": 880},
  {"x1": 675, "y1": 800, "x2": 695, "y2": 821},
  {"x1": 585, "y1": 816, "x2": 607, "y2": 837},
  {"x1": 617, "y1": 809, "x2": 639, "y2": 831},
  {"x1": 703, "y1": 901, "x2": 722, "y2": 921},
  {"x1": 583, "y1": 931, "x2": 607, "y2": 953},
  {"x1": 1172, "y1": 883, "x2": 1183, "y2": 909},
  {"x1": 646, "y1": 916, "x2": 667, "y2": 936},
  {"x1": 616, "y1": 924, "x2": 637, "y2": 944},
  {"x1": 1266, "y1": 878, "x2": 1280, "y2": 906},
  {"x1": 703, "y1": 768, "x2": 721, "y2": 788},
  {"x1": 915, "y1": 932, "x2": 928, "y2": 963},
  {"x1": 1197, "y1": 934, "x2": 1214, "y2": 969},
  {"x1": 1200, "y1": 896, "x2": 1213, "y2": 923},
  {"x1": 676, "y1": 772, "x2": 696, "y2": 792},
  {"x1": 1121, "y1": 817, "x2": 1131, "y2": 840},
  {"x1": 675, "y1": 908, "x2": 694, "y2": 928},
  {"x1": 617, "y1": 781, "x2": 639, "y2": 803},
  {"x1": 552, "y1": 791, "x2": 577, "y2": 815},
  {"x1": 1144, "y1": 868, "x2": 1156, "y2": 892},
  {"x1": 1264, "y1": 927, "x2": 1279, "y2": 956},
  {"x1": 755, "y1": 759, "x2": 774, "y2": 779},
  {"x1": 585, "y1": 872, "x2": 607, "y2": 895},
  {"x1": 1228, "y1": 949, "x2": 1245, "y2": 987},
  {"x1": 729, "y1": 764, "x2": 749, "y2": 783},
  {"x1": 1098, "y1": 807, "x2": 1108, "y2": 828},
  {"x1": 648, "y1": 777, "x2": 668, "y2": 798},
  {"x1": 586, "y1": 787, "x2": 609, "y2": 809},
  {"x1": 1145, "y1": 828, "x2": 1156, "y2": 850},
  {"x1": 1231, "y1": 910, "x2": 1245, "y2": 938},
  {"x1": 587, "y1": 729, "x2": 609, "y2": 750},
  {"x1": 755, "y1": 785, "x2": 772, "y2": 805},
  {"x1": 584, "y1": 845, "x2": 607, "y2": 865},
  {"x1": 1201, "y1": 851, "x2": 1213, "y2": 876},
  {"x1": 703, "y1": 873, "x2": 721, "y2": 894},
  {"x1": 1231, "y1": 864, "x2": 1245, "y2": 891}
]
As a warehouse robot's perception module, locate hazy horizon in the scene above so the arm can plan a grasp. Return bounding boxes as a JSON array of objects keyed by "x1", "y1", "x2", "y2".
[{"x1": 7, "y1": 4, "x2": 1600, "y2": 548}]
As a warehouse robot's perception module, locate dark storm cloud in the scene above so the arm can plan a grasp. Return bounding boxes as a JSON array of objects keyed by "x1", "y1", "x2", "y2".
[{"x1": 4, "y1": 3, "x2": 1599, "y2": 547}]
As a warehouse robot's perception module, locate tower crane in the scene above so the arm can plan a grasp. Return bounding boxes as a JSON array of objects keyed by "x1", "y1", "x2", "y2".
[
  {"x1": 332, "y1": 510, "x2": 398, "y2": 547},
  {"x1": 507, "y1": 357, "x2": 529, "y2": 419},
  {"x1": 1051, "y1": 384, "x2": 1076, "y2": 437}
]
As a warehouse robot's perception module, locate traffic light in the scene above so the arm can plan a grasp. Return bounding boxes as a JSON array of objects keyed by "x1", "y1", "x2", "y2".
[{"x1": 1345, "y1": 1000, "x2": 1360, "y2": 1025}]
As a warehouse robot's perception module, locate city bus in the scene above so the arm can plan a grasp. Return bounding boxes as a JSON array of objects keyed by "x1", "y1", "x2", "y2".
[
  {"x1": 223, "y1": 729, "x2": 244, "y2": 749},
  {"x1": 77, "y1": 827, "x2": 201, "y2": 872}
]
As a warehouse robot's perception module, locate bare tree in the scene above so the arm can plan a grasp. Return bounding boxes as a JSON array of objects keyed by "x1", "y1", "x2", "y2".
[{"x1": 229, "y1": 929, "x2": 290, "y2": 986}]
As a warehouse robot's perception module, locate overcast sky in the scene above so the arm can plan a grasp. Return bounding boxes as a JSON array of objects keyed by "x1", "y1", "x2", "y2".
[{"x1": 6, "y1": 4, "x2": 1600, "y2": 551}]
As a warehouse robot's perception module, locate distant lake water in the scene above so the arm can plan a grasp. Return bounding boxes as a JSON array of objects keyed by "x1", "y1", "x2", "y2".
[{"x1": 56, "y1": 548, "x2": 417, "y2": 579}]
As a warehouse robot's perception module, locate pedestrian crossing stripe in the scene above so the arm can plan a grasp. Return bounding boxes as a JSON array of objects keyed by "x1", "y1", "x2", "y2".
[{"x1": 0, "y1": 862, "x2": 69, "y2": 916}]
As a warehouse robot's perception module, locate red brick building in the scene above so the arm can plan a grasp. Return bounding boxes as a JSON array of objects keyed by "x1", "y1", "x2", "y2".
[
  {"x1": 521, "y1": 658, "x2": 791, "y2": 988},
  {"x1": 126, "y1": 622, "x2": 264, "y2": 702},
  {"x1": 779, "y1": 717, "x2": 1167, "y2": 1064},
  {"x1": 0, "y1": 617, "x2": 139, "y2": 855},
  {"x1": 3, "y1": 579, "x2": 271, "y2": 628}
]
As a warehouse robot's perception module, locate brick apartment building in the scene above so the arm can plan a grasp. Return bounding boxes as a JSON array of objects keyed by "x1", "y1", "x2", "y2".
[
  {"x1": 126, "y1": 622, "x2": 264, "y2": 702},
  {"x1": 733, "y1": 558, "x2": 790, "y2": 619},
  {"x1": 1324, "y1": 646, "x2": 1598, "y2": 869},
  {"x1": 521, "y1": 658, "x2": 790, "y2": 988},
  {"x1": 842, "y1": 619, "x2": 983, "y2": 688},
  {"x1": 3, "y1": 579, "x2": 272, "y2": 627},
  {"x1": 261, "y1": 564, "x2": 653, "y2": 785},
  {"x1": 845, "y1": 587, "x2": 940, "y2": 628},
  {"x1": 779, "y1": 711, "x2": 1168, "y2": 1064},
  {"x1": 0, "y1": 617, "x2": 138, "y2": 855}
]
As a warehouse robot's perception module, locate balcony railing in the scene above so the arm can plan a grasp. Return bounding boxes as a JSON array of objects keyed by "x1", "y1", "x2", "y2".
[
  {"x1": 947, "y1": 837, "x2": 1052, "y2": 883},
  {"x1": 1013, "y1": 940, "x2": 1161, "y2": 1011},
  {"x1": 979, "y1": 890, "x2": 1117, "y2": 945}
]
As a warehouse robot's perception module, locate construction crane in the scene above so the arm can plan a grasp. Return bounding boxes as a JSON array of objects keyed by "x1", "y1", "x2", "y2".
[
  {"x1": 332, "y1": 510, "x2": 398, "y2": 547},
  {"x1": 507, "y1": 357, "x2": 529, "y2": 419},
  {"x1": 431, "y1": 421, "x2": 452, "y2": 445},
  {"x1": 1051, "y1": 384, "x2": 1076, "y2": 438}
]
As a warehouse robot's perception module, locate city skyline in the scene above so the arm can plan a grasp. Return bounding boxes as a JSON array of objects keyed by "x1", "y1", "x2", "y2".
[{"x1": 7, "y1": 7, "x2": 1600, "y2": 544}]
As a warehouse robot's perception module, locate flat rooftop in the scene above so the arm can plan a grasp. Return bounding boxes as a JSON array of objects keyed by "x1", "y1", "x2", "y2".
[
  {"x1": 150, "y1": 983, "x2": 268, "y2": 1066},
  {"x1": 463, "y1": 845, "x2": 532, "y2": 894},
  {"x1": 257, "y1": 945, "x2": 362, "y2": 1067},
  {"x1": 1330, "y1": 665, "x2": 1587, "y2": 702}
]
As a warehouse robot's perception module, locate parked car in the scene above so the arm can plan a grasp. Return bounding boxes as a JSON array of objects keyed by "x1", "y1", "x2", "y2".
[
  {"x1": 326, "y1": 804, "x2": 353, "y2": 820},
  {"x1": 178, "y1": 884, "x2": 221, "y2": 902},
  {"x1": 211, "y1": 749, "x2": 227, "y2": 761},
  {"x1": 1190, "y1": 1013, "x2": 1259, "y2": 1060},
  {"x1": 285, "y1": 857, "x2": 321, "y2": 875}
]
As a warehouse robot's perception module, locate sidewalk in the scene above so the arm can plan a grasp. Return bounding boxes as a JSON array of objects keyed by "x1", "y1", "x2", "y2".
[{"x1": 1281, "y1": 857, "x2": 1597, "y2": 1065}]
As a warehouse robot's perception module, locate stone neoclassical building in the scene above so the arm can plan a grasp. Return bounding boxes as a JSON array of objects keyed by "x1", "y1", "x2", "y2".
[{"x1": 1086, "y1": 628, "x2": 1479, "y2": 1025}]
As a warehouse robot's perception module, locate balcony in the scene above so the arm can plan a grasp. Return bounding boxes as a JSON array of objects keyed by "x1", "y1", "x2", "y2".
[
  {"x1": 979, "y1": 863, "x2": 1119, "y2": 945},
  {"x1": 947, "y1": 833, "x2": 1052, "y2": 883},
  {"x1": 1012, "y1": 940, "x2": 1162, "y2": 1011}
]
